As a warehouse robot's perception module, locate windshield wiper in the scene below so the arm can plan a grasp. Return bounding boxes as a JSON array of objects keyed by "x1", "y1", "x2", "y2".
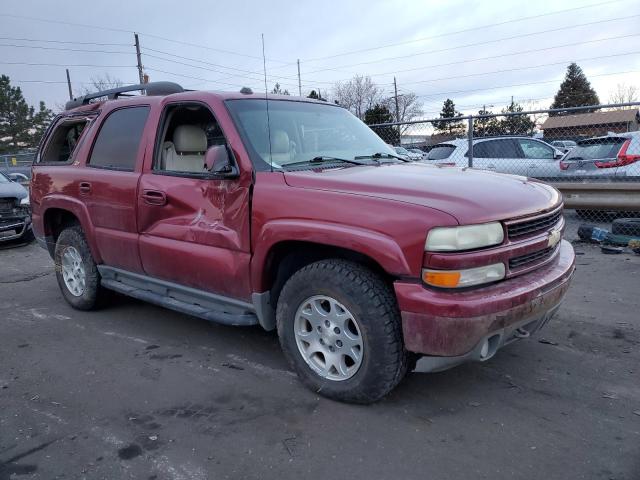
[
  {"x1": 282, "y1": 156, "x2": 367, "y2": 168},
  {"x1": 355, "y1": 152, "x2": 410, "y2": 162}
]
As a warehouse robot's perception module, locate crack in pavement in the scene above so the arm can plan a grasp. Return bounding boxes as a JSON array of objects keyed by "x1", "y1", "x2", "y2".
[{"x1": 0, "y1": 271, "x2": 53, "y2": 284}]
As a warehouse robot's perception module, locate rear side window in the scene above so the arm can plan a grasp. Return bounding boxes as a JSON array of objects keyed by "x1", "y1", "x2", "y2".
[
  {"x1": 89, "y1": 106, "x2": 150, "y2": 171},
  {"x1": 39, "y1": 119, "x2": 88, "y2": 163},
  {"x1": 473, "y1": 139, "x2": 520, "y2": 158},
  {"x1": 427, "y1": 145, "x2": 456, "y2": 160},
  {"x1": 566, "y1": 138, "x2": 626, "y2": 160},
  {"x1": 517, "y1": 139, "x2": 554, "y2": 159}
]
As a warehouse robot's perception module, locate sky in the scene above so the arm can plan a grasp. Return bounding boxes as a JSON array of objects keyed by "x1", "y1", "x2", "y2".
[{"x1": 0, "y1": 0, "x2": 638, "y2": 117}]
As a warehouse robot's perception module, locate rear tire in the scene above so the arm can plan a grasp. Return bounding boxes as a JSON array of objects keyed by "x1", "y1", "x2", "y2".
[
  {"x1": 276, "y1": 259, "x2": 408, "y2": 404},
  {"x1": 54, "y1": 225, "x2": 104, "y2": 310}
]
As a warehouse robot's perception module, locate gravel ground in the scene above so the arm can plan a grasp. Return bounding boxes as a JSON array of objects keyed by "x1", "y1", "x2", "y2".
[{"x1": 1, "y1": 235, "x2": 639, "y2": 480}]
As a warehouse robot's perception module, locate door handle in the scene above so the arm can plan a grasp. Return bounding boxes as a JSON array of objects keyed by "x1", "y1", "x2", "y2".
[
  {"x1": 142, "y1": 189, "x2": 167, "y2": 206},
  {"x1": 79, "y1": 181, "x2": 91, "y2": 194}
]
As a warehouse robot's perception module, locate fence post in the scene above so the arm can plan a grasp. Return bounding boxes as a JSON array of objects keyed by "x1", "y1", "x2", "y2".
[{"x1": 467, "y1": 116, "x2": 474, "y2": 168}]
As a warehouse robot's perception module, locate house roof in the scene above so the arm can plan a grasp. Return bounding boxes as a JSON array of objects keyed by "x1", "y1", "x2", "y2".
[{"x1": 541, "y1": 108, "x2": 640, "y2": 129}]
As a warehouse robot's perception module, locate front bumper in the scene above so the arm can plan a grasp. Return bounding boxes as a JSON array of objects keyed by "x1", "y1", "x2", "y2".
[
  {"x1": 394, "y1": 240, "x2": 575, "y2": 363},
  {"x1": 0, "y1": 214, "x2": 31, "y2": 242}
]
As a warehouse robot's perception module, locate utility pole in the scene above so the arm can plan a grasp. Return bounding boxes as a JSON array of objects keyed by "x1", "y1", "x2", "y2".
[
  {"x1": 297, "y1": 59, "x2": 302, "y2": 96},
  {"x1": 393, "y1": 76, "x2": 401, "y2": 143},
  {"x1": 134, "y1": 33, "x2": 144, "y2": 84},
  {"x1": 65, "y1": 69, "x2": 73, "y2": 100}
]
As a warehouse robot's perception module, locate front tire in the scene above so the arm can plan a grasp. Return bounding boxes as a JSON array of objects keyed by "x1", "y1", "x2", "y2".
[
  {"x1": 276, "y1": 260, "x2": 408, "y2": 404},
  {"x1": 54, "y1": 225, "x2": 104, "y2": 310}
]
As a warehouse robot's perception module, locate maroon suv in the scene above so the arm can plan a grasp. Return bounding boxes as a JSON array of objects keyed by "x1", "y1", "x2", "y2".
[{"x1": 30, "y1": 82, "x2": 575, "y2": 403}]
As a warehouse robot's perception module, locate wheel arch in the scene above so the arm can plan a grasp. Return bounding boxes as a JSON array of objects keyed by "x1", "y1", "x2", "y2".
[{"x1": 40, "y1": 198, "x2": 101, "y2": 262}]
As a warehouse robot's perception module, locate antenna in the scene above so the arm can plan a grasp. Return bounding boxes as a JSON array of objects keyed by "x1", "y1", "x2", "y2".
[{"x1": 261, "y1": 33, "x2": 273, "y2": 172}]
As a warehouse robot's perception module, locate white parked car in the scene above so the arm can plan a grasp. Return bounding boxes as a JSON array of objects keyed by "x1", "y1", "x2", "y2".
[
  {"x1": 559, "y1": 132, "x2": 640, "y2": 178},
  {"x1": 550, "y1": 140, "x2": 577, "y2": 154},
  {"x1": 423, "y1": 137, "x2": 564, "y2": 178},
  {"x1": 393, "y1": 146, "x2": 422, "y2": 161}
]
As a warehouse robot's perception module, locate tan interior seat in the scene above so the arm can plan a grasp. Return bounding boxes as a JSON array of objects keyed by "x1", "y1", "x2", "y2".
[
  {"x1": 162, "y1": 125, "x2": 207, "y2": 172},
  {"x1": 269, "y1": 130, "x2": 293, "y2": 166}
]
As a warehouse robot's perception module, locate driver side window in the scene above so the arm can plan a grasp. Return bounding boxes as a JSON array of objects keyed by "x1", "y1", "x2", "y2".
[{"x1": 155, "y1": 103, "x2": 229, "y2": 176}]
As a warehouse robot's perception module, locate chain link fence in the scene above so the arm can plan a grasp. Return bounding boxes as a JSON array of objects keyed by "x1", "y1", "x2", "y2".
[
  {"x1": 370, "y1": 102, "x2": 640, "y2": 246},
  {"x1": 0, "y1": 152, "x2": 35, "y2": 183}
]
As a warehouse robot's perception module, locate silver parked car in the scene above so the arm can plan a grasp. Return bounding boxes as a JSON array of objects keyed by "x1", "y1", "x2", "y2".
[
  {"x1": 559, "y1": 132, "x2": 640, "y2": 178},
  {"x1": 550, "y1": 140, "x2": 577, "y2": 154},
  {"x1": 393, "y1": 146, "x2": 422, "y2": 161},
  {"x1": 423, "y1": 136, "x2": 564, "y2": 178}
]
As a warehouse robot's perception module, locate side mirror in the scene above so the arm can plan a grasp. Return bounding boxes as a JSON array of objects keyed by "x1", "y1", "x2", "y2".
[
  {"x1": 204, "y1": 145, "x2": 236, "y2": 175},
  {"x1": 554, "y1": 152, "x2": 564, "y2": 160}
]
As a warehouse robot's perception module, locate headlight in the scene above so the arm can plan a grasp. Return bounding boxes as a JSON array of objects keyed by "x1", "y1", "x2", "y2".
[
  {"x1": 425, "y1": 222, "x2": 504, "y2": 251},
  {"x1": 422, "y1": 263, "x2": 505, "y2": 288},
  {"x1": 20, "y1": 195, "x2": 29, "y2": 206}
]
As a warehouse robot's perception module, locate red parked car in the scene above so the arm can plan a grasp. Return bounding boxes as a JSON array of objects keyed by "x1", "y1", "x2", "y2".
[{"x1": 30, "y1": 82, "x2": 575, "y2": 403}]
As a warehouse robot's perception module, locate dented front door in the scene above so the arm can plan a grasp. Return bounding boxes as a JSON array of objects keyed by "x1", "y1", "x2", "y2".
[{"x1": 136, "y1": 172, "x2": 252, "y2": 301}]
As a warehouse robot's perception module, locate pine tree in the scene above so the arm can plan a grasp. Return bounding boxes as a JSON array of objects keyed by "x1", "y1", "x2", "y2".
[
  {"x1": 498, "y1": 100, "x2": 535, "y2": 135},
  {"x1": 271, "y1": 83, "x2": 290, "y2": 95},
  {"x1": 433, "y1": 98, "x2": 464, "y2": 134},
  {"x1": 307, "y1": 90, "x2": 326, "y2": 101},
  {"x1": 364, "y1": 104, "x2": 399, "y2": 144},
  {"x1": 550, "y1": 63, "x2": 600, "y2": 116},
  {"x1": 0, "y1": 75, "x2": 54, "y2": 153}
]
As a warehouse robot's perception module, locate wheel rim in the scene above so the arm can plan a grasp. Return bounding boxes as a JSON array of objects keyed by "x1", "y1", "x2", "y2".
[
  {"x1": 61, "y1": 246, "x2": 86, "y2": 297},
  {"x1": 294, "y1": 295, "x2": 364, "y2": 381}
]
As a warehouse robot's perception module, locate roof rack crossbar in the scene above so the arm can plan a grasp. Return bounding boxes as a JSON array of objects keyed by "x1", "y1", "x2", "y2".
[{"x1": 65, "y1": 81, "x2": 183, "y2": 110}]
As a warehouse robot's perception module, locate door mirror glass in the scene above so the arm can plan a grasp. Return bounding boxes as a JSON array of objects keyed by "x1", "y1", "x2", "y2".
[
  {"x1": 204, "y1": 145, "x2": 234, "y2": 174},
  {"x1": 554, "y1": 151, "x2": 564, "y2": 160}
]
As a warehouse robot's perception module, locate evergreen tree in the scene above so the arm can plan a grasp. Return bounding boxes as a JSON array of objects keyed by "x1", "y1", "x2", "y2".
[
  {"x1": 364, "y1": 104, "x2": 399, "y2": 144},
  {"x1": 0, "y1": 75, "x2": 54, "y2": 153},
  {"x1": 498, "y1": 100, "x2": 535, "y2": 135},
  {"x1": 31, "y1": 101, "x2": 54, "y2": 147},
  {"x1": 473, "y1": 107, "x2": 500, "y2": 137},
  {"x1": 433, "y1": 98, "x2": 464, "y2": 134},
  {"x1": 271, "y1": 83, "x2": 290, "y2": 95},
  {"x1": 307, "y1": 90, "x2": 326, "y2": 101},
  {"x1": 0, "y1": 75, "x2": 33, "y2": 153},
  {"x1": 550, "y1": 63, "x2": 600, "y2": 116}
]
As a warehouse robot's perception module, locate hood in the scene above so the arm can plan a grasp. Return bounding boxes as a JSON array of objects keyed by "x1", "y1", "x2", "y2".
[
  {"x1": 284, "y1": 163, "x2": 561, "y2": 224},
  {"x1": 0, "y1": 180, "x2": 28, "y2": 201}
]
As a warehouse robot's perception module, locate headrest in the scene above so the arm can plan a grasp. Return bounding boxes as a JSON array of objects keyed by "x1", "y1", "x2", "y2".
[
  {"x1": 271, "y1": 130, "x2": 290, "y2": 154},
  {"x1": 173, "y1": 125, "x2": 207, "y2": 153}
]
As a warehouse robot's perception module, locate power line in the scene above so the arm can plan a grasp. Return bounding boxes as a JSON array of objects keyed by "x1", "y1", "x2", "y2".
[
  {"x1": 302, "y1": 15, "x2": 640, "y2": 75},
  {"x1": 143, "y1": 50, "x2": 334, "y2": 87},
  {"x1": 412, "y1": 69, "x2": 640, "y2": 99},
  {"x1": 344, "y1": 33, "x2": 639, "y2": 83},
  {"x1": 0, "y1": 61, "x2": 135, "y2": 68},
  {"x1": 0, "y1": 13, "x2": 287, "y2": 63},
  {"x1": 298, "y1": 0, "x2": 626, "y2": 63},
  {"x1": 0, "y1": 36, "x2": 131, "y2": 47},
  {"x1": 399, "y1": 51, "x2": 640, "y2": 87},
  {"x1": 0, "y1": 43, "x2": 131, "y2": 54}
]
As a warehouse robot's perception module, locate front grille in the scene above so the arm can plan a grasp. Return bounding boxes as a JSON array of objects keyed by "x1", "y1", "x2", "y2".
[
  {"x1": 0, "y1": 198, "x2": 16, "y2": 212},
  {"x1": 507, "y1": 208, "x2": 562, "y2": 239},
  {"x1": 509, "y1": 246, "x2": 556, "y2": 269}
]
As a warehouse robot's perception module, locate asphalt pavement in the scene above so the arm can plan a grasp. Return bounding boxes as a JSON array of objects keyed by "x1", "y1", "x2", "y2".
[{"x1": 1, "y1": 235, "x2": 639, "y2": 480}]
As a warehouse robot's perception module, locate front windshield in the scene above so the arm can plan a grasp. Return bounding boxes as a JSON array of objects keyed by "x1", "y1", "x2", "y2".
[
  {"x1": 0, "y1": 172, "x2": 9, "y2": 183},
  {"x1": 225, "y1": 99, "x2": 396, "y2": 169}
]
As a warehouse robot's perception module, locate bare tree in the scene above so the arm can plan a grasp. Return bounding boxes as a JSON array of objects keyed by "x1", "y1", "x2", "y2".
[
  {"x1": 333, "y1": 75, "x2": 380, "y2": 120},
  {"x1": 383, "y1": 92, "x2": 424, "y2": 133},
  {"x1": 608, "y1": 83, "x2": 639, "y2": 108},
  {"x1": 78, "y1": 74, "x2": 124, "y2": 97}
]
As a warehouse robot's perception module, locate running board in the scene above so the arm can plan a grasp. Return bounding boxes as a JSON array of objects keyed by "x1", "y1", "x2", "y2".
[{"x1": 98, "y1": 266, "x2": 259, "y2": 327}]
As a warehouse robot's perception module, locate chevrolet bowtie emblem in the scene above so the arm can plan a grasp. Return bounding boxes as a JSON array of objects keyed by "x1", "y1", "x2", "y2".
[{"x1": 548, "y1": 229, "x2": 561, "y2": 248}]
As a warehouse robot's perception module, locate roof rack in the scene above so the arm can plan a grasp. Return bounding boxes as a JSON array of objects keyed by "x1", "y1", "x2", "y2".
[{"x1": 65, "y1": 81, "x2": 184, "y2": 110}]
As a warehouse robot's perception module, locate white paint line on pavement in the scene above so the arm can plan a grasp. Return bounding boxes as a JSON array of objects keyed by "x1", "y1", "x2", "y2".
[
  {"x1": 101, "y1": 331, "x2": 149, "y2": 344},
  {"x1": 30, "y1": 407, "x2": 67, "y2": 425},
  {"x1": 226, "y1": 353, "x2": 296, "y2": 378},
  {"x1": 26, "y1": 308, "x2": 48, "y2": 320}
]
